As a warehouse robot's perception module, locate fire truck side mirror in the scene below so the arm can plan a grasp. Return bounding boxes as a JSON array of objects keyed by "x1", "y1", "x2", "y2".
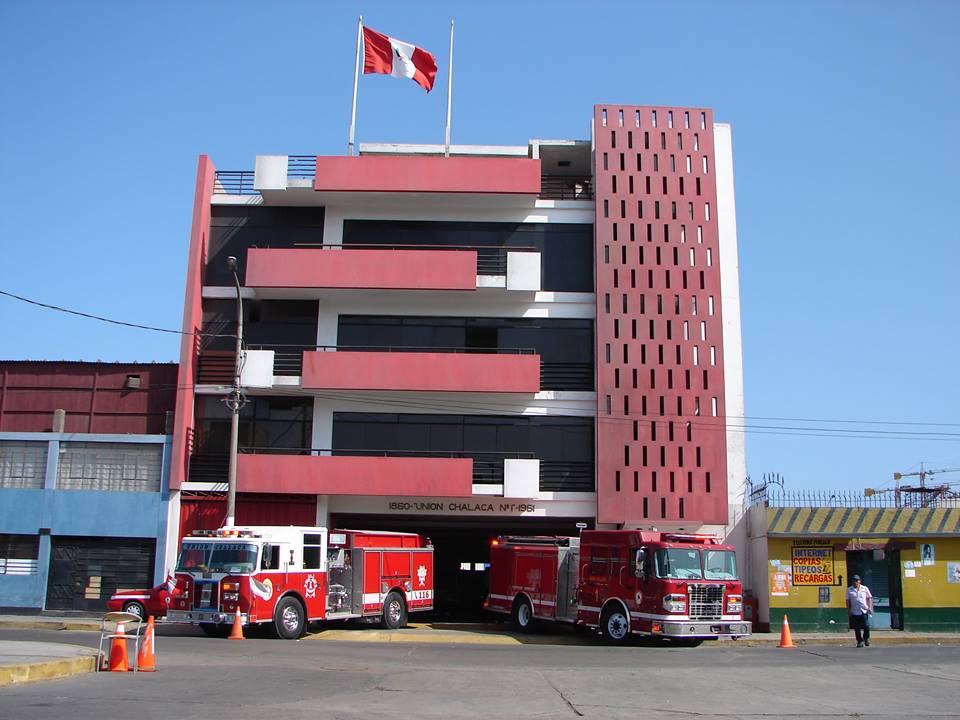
[{"x1": 635, "y1": 549, "x2": 647, "y2": 580}]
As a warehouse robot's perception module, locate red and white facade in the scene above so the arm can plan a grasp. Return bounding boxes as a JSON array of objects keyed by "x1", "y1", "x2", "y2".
[{"x1": 168, "y1": 105, "x2": 746, "y2": 612}]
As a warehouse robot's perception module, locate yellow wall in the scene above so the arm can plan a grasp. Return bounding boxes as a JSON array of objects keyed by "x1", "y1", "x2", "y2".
[
  {"x1": 900, "y1": 538, "x2": 960, "y2": 609},
  {"x1": 765, "y1": 536, "x2": 960, "y2": 610},
  {"x1": 766, "y1": 537, "x2": 847, "y2": 610}
]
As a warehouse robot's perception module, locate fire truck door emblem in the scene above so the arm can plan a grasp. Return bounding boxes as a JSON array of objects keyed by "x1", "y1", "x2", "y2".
[
  {"x1": 250, "y1": 576, "x2": 274, "y2": 601},
  {"x1": 304, "y1": 574, "x2": 318, "y2": 598},
  {"x1": 417, "y1": 564, "x2": 428, "y2": 587}
]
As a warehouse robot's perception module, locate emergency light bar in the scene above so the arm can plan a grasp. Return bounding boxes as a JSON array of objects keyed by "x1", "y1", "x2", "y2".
[
  {"x1": 189, "y1": 528, "x2": 262, "y2": 538},
  {"x1": 498, "y1": 536, "x2": 571, "y2": 547},
  {"x1": 663, "y1": 533, "x2": 719, "y2": 544}
]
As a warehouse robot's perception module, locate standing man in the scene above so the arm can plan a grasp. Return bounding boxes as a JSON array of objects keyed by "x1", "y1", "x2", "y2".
[{"x1": 846, "y1": 574, "x2": 873, "y2": 648}]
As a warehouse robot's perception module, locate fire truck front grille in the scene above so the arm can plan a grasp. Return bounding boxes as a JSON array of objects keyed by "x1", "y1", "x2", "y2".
[
  {"x1": 193, "y1": 581, "x2": 215, "y2": 609},
  {"x1": 687, "y1": 584, "x2": 723, "y2": 620}
]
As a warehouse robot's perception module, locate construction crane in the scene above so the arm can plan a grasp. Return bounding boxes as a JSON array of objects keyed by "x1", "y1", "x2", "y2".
[{"x1": 865, "y1": 464, "x2": 960, "y2": 508}]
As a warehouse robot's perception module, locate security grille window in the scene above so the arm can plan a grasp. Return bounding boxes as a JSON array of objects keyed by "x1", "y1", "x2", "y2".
[
  {"x1": 56, "y1": 442, "x2": 162, "y2": 492},
  {"x1": 0, "y1": 441, "x2": 47, "y2": 489},
  {"x1": 0, "y1": 534, "x2": 40, "y2": 575}
]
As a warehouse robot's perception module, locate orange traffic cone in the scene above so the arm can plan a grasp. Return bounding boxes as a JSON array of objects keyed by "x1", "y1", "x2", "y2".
[
  {"x1": 108, "y1": 622, "x2": 130, "y2": 671},
  {"x1": 778, "y1": 614, "x2": 796, "y2": 649},
  {"x1": 136, "y1": 616, "x2": 157, "y2": 671},
  {"x1": 227, "y1": 608, "x2": 245, "y2": 641}
]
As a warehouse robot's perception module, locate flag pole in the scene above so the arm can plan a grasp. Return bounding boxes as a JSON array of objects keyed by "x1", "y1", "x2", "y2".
[
  {"x1": 443, "y1": 19, "x2": 454, "y2": 158},
  {"x1": 348, "y1": 15, "x2": 363, "y2": 156}
]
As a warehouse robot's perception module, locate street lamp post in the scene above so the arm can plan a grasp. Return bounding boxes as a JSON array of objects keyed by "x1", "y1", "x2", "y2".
[{"x1": 225, "y1": 256, "x2": 244, "y2": 527}]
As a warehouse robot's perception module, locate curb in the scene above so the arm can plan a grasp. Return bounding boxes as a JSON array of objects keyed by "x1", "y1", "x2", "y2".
[
  {"x1": 734, "y1": 636, "x2": 960, "y2": 648},
  {"x1": 0, "y1": 621, "x2": 100, "y2": 633},
  {"x1": 0, "y1": 654, "x2": 98, "y2": 687}
]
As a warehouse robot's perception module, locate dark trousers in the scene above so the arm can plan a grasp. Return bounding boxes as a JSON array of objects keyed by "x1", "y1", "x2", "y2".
[{"x1": 849, "y1": 613, "x2": 870, "y2": 643}]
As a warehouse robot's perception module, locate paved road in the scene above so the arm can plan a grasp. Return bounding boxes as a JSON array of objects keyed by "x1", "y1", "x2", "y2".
[{"x1": 1, "y1": 628, "x2": 959, "y2": 719}]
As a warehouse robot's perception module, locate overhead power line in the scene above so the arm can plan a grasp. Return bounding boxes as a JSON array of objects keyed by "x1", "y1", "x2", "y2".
[{"x1": 0, "y1": 289, "x2": 234, "y2": 339}]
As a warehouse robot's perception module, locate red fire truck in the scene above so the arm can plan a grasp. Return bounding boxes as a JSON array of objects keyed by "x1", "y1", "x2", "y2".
[
  {"x1": 166, "y1": 526, "x2": 433, "y2": 639},
  {"x1": 485, "y1": 531, "x2": 750, "y2": 645}
]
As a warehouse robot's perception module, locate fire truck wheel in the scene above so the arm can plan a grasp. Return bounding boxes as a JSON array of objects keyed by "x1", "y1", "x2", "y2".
[
  {"x1": 382, "y1": 592, "x2": 408, "y2": 630},
  {"x1": 600, "y1": 606, "x2": 631, "y2": 645},
  {"x1": 274, "y1": 596, "x2": 306, "y2": 639},
  {"x1": 511, "y1": 598, "x2": 535, "y2": 632},
  {"x1": 122, "y1": 601, "x2": 146, "y2": 619}
]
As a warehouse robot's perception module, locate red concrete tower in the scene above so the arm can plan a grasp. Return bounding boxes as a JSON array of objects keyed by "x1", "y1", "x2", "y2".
[{"x1": 594, "y1": 105, "x2": 729, "y2": 526}]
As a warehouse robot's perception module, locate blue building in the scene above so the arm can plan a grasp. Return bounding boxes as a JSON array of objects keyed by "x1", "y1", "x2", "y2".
[{"x1": 0, "y1": 362, "x2": 178, "y2": 611}]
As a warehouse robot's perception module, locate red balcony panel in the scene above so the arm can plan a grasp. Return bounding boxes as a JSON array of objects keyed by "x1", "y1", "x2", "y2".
[
  {"x1": 237, "y1": 454, "x2": 472, "y2": 497},
  {"x1": 313, "y1": 156, "x2": 541, "y2": 194},
  {"x1": 302, "y1": 351, "x2": 541, "y2": 393},
  {"x1": 245, "y1": 248, "x2": 478, "y2": 290}
]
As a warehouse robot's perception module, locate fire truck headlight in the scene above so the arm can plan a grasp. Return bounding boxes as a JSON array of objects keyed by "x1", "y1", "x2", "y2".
[
  {"x1": 726, "y1": 595, "x2": 743, "y2": 614},
  {"x1": 223, "y1": 592, "x2": 239, "y2": 601},
  {"x1": 662, "y1": 593, "x2": 687, "y2": 613}
]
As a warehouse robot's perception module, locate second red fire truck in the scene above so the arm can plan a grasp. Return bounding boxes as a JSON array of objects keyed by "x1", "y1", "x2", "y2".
[
  {"x1": 485, "y1": 530, "x2": 750, "y2": 644},
  {"x1": 166, "y1": 526, "x2": 433, "y2": 639}
]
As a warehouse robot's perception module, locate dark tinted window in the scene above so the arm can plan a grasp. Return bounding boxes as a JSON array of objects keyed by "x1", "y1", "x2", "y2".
[
  {"x1": 206, "y1": 206, "x2": 325, "y2": 286},
  {"x1": 337, "y1": 316, "x2": 594, "y2": 390},
  {"x1": 202, "y1": 300, "x2": 318, "y2": 352},
  {"x1": 332, "y1": 413, "x2": 593, "y2": 464},
  {"x1": 195, "y1": 396, "x2": 313, "y2": 455},
  {"x1": 342, "y1": 220, "x2": 593, "y2": 292}
]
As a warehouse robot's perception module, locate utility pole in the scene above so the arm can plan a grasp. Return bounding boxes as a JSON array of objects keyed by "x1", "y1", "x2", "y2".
[{"x1": 225, "y1": 256, "x2": 246, "y2": 526}]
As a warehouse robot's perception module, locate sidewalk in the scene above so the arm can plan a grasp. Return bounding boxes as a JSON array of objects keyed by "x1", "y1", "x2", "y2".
[{"x1": 0, "y1": 641, "x2": 98, "y2": 687}]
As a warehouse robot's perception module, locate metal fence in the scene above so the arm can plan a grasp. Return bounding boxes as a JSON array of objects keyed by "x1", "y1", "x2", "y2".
[
  {"x1": 287, "y1": 155, "x2": 316, "y2": 178},
  {"x1": 753, "y1": 489, "x2": 960, "y2": 509},
  {"x1": 540, "y1": 175, "x2": 593, "y2": 200},
  {"x1": 213, "y1": 171, "x2": 256, "y2": 195},
  {"x1": 213, "y1": 165, "x2": 597, "y2": 201}
]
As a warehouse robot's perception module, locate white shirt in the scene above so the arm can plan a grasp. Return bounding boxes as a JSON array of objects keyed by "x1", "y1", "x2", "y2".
[{"x1": 847, "y1": 584, "x2": 872, "y2": 615}]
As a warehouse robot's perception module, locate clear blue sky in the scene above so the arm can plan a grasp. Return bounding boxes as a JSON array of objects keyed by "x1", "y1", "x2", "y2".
[{"x1": 1, "y1": 1, "x2": 958, "y2": 494}]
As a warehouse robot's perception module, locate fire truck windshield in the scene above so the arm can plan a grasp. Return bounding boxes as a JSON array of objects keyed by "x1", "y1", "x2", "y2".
[
  {"x1": 654, "y1": 548, "x2": 704, "y2": 580},
  {"x1": 703, "y1": 550, "x2": 737, "y2": 580},
  {"x1": 177, "y1": 542, "x2": 259, "y2": 574}
]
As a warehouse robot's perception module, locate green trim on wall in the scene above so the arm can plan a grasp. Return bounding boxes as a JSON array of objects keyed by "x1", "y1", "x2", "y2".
[
  {"x1": 770, "y1": 607, "x2": 848, "y2": 633},
  {"x1": 902, "y1": 607, "x2": 960, "y2": 632}
]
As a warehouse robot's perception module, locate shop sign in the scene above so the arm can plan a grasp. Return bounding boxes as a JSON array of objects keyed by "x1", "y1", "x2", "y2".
[{"x1": 791, "y1": 545, "x2": 835, "y2": 585}]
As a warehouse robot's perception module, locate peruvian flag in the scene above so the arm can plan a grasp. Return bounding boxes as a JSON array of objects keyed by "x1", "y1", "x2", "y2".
[{"x1": 363, "y1": 26, "x2": 438, "y2": 92}]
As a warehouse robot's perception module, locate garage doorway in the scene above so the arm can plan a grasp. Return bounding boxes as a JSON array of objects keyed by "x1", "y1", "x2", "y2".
[
  {"x1": 45, "y1": 537, "x2": 155, "y2": 612},
  {"x1": 332, "y1": 514, "x2": 592, "y2": 620}
]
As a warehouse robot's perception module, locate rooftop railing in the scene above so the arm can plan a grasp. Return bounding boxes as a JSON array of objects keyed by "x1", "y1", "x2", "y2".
[
  {"x1": 213, "y1": 164, "x2": 595, "y2": 201},
  {"x1": 540, "y1": 175, "x2": 593, "y2": 200}
]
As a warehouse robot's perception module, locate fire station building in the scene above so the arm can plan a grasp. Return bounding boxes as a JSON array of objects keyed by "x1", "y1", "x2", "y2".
[{"x1": 171, "y1": 104, "x2": 747, "y2": 615}]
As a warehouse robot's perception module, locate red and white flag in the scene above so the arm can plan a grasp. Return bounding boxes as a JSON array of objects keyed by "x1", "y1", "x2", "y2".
[{"x1": 362, "y1": 26, "x2": 438, "y2": 92}]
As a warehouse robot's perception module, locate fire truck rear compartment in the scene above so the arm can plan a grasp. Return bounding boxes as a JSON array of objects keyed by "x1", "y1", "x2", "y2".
[{"x1": 332, "y1": 514, "x2": 593, "y2": 620}]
